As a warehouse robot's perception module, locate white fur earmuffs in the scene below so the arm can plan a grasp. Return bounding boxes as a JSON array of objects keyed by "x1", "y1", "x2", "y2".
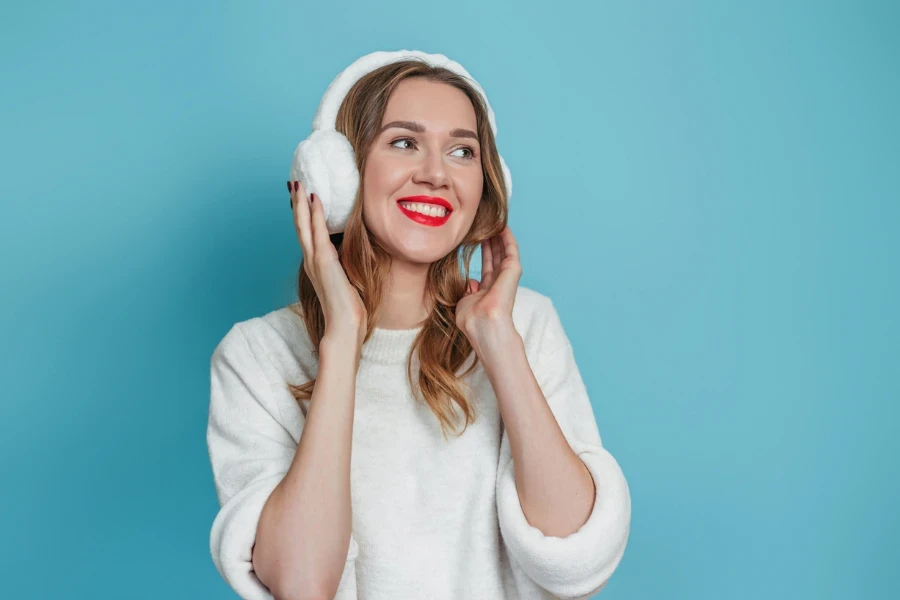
[{"x1": 288, "y1": 49, "x2": 513, "y2": 234}]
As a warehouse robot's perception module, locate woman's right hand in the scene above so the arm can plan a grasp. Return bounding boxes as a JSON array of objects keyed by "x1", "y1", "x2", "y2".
[{"x1": 289, "y1": 180, "x2": 367, "y2": 351}]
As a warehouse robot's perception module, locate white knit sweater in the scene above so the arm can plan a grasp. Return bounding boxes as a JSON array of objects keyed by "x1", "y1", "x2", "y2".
[{"x1": 207, "y1": 285, "x2": 631, "y2": 600}]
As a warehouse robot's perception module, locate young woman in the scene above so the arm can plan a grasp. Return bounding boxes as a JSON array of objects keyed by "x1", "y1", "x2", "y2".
[{"x1": 207, "y1": 50, "x2": 631, "y2": 600}]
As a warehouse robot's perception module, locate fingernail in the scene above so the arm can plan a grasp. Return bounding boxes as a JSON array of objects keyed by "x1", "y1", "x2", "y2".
[
  {"x1": 293, "y1": 181, "x2": 299, "y2": 192},
  {"x1": 286, "y1": 181, "x2": 292, "y2": 193},
  {"x1": 289, "y1": 197, "x2": 293, "y2": 208},
  {"x1": 309, "y1": 192, "x2": 315, "y2": 204}
]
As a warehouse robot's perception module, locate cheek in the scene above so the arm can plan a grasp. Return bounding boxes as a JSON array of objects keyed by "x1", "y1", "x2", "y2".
[
  {"x1": 362, "y1": 156, "x2": 384, "y2": 193},
  {"x1": 458, "y1": 169, "x2": 485, "y2": 210},
  {"x1": 364, "y1": 154, "x2": 408, "y2": 201},
  {"x1": 371, "y1": 147, "x2": 409, "y2": 177},
  {"x1": 362, "y1": 157, "x2": 387, "y2": 213}
]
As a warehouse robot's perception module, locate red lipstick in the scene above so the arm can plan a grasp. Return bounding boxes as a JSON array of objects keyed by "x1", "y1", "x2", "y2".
[{"x1": 396, "y1": 195, "x2": 452, "y2": 227}]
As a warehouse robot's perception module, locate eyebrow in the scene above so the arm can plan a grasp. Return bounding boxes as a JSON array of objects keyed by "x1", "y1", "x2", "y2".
[{"x1": 379, "y1": 120, "x2": 479, "y2": 141}]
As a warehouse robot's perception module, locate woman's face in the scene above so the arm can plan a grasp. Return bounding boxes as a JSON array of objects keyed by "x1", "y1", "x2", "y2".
[{"x1": 362, "y1": 77, "x2": 484, "y2": 265}]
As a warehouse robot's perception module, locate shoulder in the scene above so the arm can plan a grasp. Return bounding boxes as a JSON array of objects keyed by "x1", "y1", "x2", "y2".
[
  {"x1": 211, "y1": 303, "x2": 318, "y2": 385},
  {"x1": 511, "y1": 285, "x2": 571, "y2": 363}
]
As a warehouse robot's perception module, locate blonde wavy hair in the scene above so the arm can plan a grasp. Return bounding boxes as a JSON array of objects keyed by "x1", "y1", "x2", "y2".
[{"x1": 287, "y1": 59, "x2": 509, "y2": 439}]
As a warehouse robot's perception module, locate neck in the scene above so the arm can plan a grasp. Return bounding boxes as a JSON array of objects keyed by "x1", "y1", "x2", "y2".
[{"x1": 377, "y1": 258, "x2": 432, "y2": 330}]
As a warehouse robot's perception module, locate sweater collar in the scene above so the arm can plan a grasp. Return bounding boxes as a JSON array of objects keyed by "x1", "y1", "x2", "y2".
[{"x1": 360, "y1": 324, "x2": 423, "y2": 365}]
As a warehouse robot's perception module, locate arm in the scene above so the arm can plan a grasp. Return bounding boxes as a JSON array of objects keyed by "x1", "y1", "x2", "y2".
[
  {"x1": 469, "y1": 322, "x2": 596, "y2": 537},
  {"x1": 252, "y1": 329, "x2": 360, "y2": 599},
  {"x1": 467, "y1": 302, "x2": 631, "y2": 599},
  {"x1": 207, "y1": 321, "x2": 359, "y2": 600}
]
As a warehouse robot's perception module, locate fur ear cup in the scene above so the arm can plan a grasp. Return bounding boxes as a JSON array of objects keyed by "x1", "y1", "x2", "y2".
[{"x1": 289, "y1": 129, "x2": 360, "y2": 234}]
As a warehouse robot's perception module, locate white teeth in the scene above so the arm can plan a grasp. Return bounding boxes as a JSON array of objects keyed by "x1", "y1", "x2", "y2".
[{"x1": 399, "y1": 201, "x2": 448, "y2": 217}]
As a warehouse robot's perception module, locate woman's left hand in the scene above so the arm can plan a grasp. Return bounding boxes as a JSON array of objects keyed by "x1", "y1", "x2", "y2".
[{"x1": 455, "y1": 226, "x2": 522, "y2": 335}]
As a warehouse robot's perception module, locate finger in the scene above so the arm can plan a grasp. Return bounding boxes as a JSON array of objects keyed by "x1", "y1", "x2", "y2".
[
  {"x1": 491, "y1": 232, "x2": 503, "y2": 275},
  {"x1": 494, "y1": 227, "x2": 523, "y2": 292},
  {"x1": 500, "y1": 226, "x2": 519, "y2": 265},
  {"x1": 481, "y1": 238, "x2": 495, "y2": 289},
  {"x1": 309, "y1": 193, "x2": 337, "y2": 261},
  {"x1": 466, "y1": 278, "x2": 480, "y2": 295},
  {"x1": 293, "y1": 181, "x2": 314, "y2": 261},
  {"x1": 494, "y1": 259, "x2": 522, "y2": 295}
]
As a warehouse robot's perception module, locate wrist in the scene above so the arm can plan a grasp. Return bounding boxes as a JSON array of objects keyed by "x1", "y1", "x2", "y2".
[
  {"x1": 464, "y1": 317, "x2": 520, "y2": 357},
  {"x1": 320, "y1": 328, "x2": 364, "y2": 364}
]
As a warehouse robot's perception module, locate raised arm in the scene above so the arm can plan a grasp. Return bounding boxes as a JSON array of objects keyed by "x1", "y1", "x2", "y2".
[
  {"x1": 247, "y1": 179, "x2": 368, "y2": 598},
  {"x1": 252, "y1": 329, "x2": 361, "y2": 599},
  {"x1": 207, "y1": 321, "x2": 361, "y2": 600}
]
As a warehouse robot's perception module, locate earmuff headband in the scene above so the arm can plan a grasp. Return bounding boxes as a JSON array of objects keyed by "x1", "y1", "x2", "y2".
[{"x1": 289, "y1": 49, "x2": 512, "y2": 234}]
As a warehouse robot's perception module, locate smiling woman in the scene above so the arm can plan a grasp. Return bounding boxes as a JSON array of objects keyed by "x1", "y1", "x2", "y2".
[
  {"x1": 206, "y1": 50, "x2": 631, "y2": 600},
  {"x1": 362, "y1": 77, "x2": 486, "y2": 257}
]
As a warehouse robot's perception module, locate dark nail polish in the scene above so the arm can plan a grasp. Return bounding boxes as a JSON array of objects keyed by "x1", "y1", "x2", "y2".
[
  {"x1": 309, "y1": 193, "x2": 315, "y2": 204},
  {"x1": 289, "y1": 197, "x2": 293, "y2": 208},
  {"x1": 293, "y1": 181, "x2": 299, "y2": 192},
  {"x1": 287, "y1": 181, "x2": 292, "y2": 193}
]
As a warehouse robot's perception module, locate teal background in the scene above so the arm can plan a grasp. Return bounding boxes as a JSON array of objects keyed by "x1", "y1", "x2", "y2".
[{"x1": 2, "y1": 0, "x2": 897, "y2": 598}]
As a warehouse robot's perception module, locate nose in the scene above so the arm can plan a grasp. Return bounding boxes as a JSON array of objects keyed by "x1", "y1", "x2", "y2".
[{"x1": 411, "y1": 146, "x2": 449, "y2": 189}]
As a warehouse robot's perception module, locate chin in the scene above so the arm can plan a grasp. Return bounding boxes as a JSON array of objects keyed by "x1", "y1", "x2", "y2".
[
  {"x1": 382, "y1": 229, "x2": 455, "y2": 263},
  {"x1": 369, "y1": 213, "x2": 466, "y2": 264},
  {"x1": 391, "y1": 243, "x2": 451, "y2": 265}
]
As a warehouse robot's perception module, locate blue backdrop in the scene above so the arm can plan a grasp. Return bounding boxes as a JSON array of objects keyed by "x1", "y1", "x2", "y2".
[{"x1": 2, "y1": 1, "x2": 897, "y2": 598}]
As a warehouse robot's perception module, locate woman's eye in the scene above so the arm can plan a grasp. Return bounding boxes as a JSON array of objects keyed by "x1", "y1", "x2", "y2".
[
  {"x1": 390, "y1": 138, "x2": 476, "y2": 160},
  {"x1": 452, "y1": 146, "x2": 476, "y2": 159},
  {"x1": 392, "y1": 138, "x2": 416, "y2": 150}
]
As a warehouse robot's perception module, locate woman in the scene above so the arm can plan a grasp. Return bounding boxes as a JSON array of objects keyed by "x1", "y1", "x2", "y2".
[{"x1": 207, "y1": 50, "x2": 631, "y2": 600}]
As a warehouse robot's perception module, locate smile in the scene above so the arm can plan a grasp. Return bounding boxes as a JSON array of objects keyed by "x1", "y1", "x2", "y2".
[{"x1": 396, "y1": 195, "x2": 452, "y2": 227}]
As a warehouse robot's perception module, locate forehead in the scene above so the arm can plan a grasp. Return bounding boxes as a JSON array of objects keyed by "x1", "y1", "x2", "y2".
[{"x1": 381, "y1": 78, "x2": 477, "y2": 130}]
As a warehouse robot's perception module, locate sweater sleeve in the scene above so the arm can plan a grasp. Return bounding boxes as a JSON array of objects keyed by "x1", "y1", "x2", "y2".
[
  {"x1": 495, "y1": 301, "x2": 631, "y2": 599},
  {"x1": 207, "y1": 321, "x2": 359, "y2": 600}
]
